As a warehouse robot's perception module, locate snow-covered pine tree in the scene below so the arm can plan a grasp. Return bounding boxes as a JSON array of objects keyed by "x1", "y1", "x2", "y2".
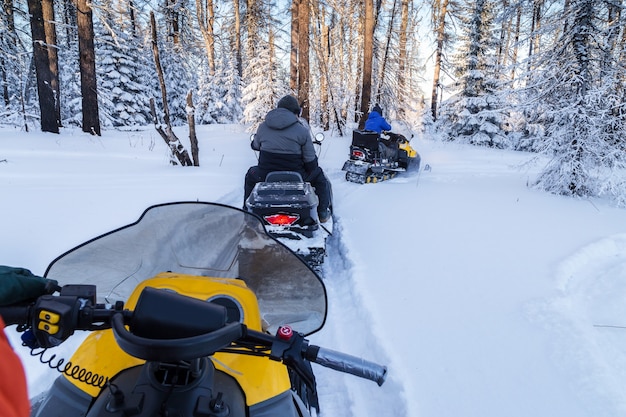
[
  {"x1": 196, "y1": 49, "x2": 242, "y2": 124},
  {"x1": 241, "y1": 2, "x2": 285, "y2": 131},
  {"x1": 96, "y1": 0, "x2": 153, "y2": 128},
  {"x1": 525, "y1": 0, "x2": 626, "y2": 204},
  {"x1": 241, "y1": 40, "x2": 284, "y2": 130},
  {"x1": 219, "y1": 53, "x2": 244, "y2": 123},
  {"x1": 0, "y1": 13, "x2": 34, "y2": 128},
  {"x1": 58, "y1": 12, "x2": 83, "y2": 128},
  {"x1": 438, "y1": 0, "x2": 508, "y2": 148}
]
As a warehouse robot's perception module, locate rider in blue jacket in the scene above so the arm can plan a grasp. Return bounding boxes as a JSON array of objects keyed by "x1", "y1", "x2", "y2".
[
  {"x1": 364, "y1": 105, "x2": 398, "y2": 159},
  {"x1": 364, "y1": 104, "x2": 391, "y2": 133}
]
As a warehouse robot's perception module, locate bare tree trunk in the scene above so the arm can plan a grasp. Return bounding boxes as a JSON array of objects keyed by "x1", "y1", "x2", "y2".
[
  {"x1": 510, "y1": 4, "x2": 521, "y2": 81},
  {"x1": 3, "y1": 0, "x2": 16, "y2": 36},
  {"x1": 128, "y1": 0, "x2": 137, "y2": 37},
  {"x1": 528, "y1": 0, "x2": 542, "y2": 62},
  {"x1": 206, "y1": 0, "x2": 215, "y2": 71},
  {"x1": 311, "y1": 4, "x2": 344, "y2": 135},
  {"x1": 320, "y1": 19, "x2": 329, "y2": 130},
  {"x1": 187, "y1": 91, "x2": 199, "y2": 166},
  {"x1": 42, "y1": 0, "x2": 60, "y2": 126},
  {"x1": 76, "y1": 0, "x2": 100, "y2": 135},
  {"x1": 375, "y1": 0, "x2": 396, "y2": 102},
  {"x1": 149, "y1": 11, "x2": 193, "y2": 166},
  {"x1": 196, "y1": 0, "x2": 215, "y2": 75},
  {"x1": 397, "y1": 0, "x2": 409, "y2": 119},
  {"x1": 496, "y1": 0, "x2": 509, "y2": 70},
  {"x1": 290, "y1": 0, "x2": 299, "y2": 91},
  {"x1": 297, "y1": 0, "x2": 310, "y2": 120},
  {"x1": 166, "y1": 0, "x2": 180, "y2": 44},
  {"x1": 2, "y1": 0, "x2": 17, "y2": 106},
  {"x1": 602, "y1": 1, "x2": 620, "y2": 78},
  {"x1": 1, "y1": 61, "x2": 7, "y2": 106},
  {"x1": 430, "y1": 0, "x2": 448, "y2": 121},
  {"x1": 245, "y1": 0, "x2": 257, "y2": 59},
  {"x1": 63, "y1": 0, "x2": 76, "y2": 43},
  {"x1": 27, "y1": 0, "x2": 58, "y2": 133},
  {"x1": 233, "y1": 0, "x2": 242, "y2": 77},
  {"x1": 358, "y1": 0, "x2": 374, "y2": 129}
]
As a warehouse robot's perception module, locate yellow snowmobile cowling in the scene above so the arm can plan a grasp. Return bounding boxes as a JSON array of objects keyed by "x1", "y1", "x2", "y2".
[
  {"x1": 399, "y1": 140, "x2": 418, "y2": 158},
  {"x1": 65, "y1": 273, "x2": 290, "y2": 405}
]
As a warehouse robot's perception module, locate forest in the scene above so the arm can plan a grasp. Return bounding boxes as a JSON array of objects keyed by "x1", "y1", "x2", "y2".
[{"x1": 1, "y1": 0, "x2": 625, "y2": 205}]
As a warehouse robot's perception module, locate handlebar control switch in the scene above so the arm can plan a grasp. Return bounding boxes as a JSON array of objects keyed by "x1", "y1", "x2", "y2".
[{"x1": 32, "y1": 295, "x2": 83, "y2": 348}]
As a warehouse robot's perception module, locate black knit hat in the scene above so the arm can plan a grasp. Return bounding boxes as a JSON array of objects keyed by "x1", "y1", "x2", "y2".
[
  {"x1": 277, "y1": 95, "x2": 301, "y2": 115},
  {"x1": 372, "y1": 104, "x2": 383, "y2": 115}
]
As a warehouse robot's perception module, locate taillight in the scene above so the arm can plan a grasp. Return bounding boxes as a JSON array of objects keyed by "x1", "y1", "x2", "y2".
[
  {"x1": 264, "y1": 213, "x2": 300, "y2": 226},
  {"x1": 352, "y1": 150, "x2": 365, "y2": 159}
]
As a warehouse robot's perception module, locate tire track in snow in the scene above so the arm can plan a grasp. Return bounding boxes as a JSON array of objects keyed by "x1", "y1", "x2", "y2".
[{"x1": 312, "y1": 215, "x2": 408, "y2": 417}]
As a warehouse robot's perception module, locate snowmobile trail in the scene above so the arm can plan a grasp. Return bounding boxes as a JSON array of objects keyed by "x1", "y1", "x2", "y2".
[{"x1": 313, "y1": 216, "x2": 408, "y2": 417}]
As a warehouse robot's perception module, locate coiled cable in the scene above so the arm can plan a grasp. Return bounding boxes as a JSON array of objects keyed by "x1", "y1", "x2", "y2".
[{"x1": 28, "y1": 347, "x2": 109, "y2": 389}]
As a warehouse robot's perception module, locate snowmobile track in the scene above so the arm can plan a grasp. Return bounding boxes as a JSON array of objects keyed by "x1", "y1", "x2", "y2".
[{"x1": 313, "y1": 216, "x2": 407, "y2": 417}]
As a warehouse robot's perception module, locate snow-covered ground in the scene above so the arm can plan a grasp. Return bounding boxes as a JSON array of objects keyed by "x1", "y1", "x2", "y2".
[{"x1": 2, "y1": 123, "x2": 626, "y2": 417}]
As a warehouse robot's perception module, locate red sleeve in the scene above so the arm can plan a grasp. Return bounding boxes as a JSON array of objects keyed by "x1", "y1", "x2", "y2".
[{"x1": 0, "y1": 317, "x2": 30, "y2": 417}]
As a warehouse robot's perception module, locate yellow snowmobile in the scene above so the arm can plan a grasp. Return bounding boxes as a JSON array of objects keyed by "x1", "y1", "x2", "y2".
[
  {"x1": 342, "y1": 130, "x2": 421, "y2": 183},
  {"x1": 2, "y1": 202, "x2": 385, "y2": 417}
]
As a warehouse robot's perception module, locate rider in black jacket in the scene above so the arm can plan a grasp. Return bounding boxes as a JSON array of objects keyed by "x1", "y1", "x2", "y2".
[{"x1": 244, "y1": 95, "x2": 332, "y2": 222}]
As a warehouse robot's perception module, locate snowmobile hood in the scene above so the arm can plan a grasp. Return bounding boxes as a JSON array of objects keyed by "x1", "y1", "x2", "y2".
[{"x1": 264, "y1": 108, "x2": 300, "y2": 130}]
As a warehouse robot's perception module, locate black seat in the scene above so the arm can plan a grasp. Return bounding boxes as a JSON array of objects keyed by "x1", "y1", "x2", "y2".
[
  {"x1": 265, "y1": 171, "x2": 304, "y2": 183},
  {"x1": 352, "y1": 130, "x2": 379, "y2": 151}
]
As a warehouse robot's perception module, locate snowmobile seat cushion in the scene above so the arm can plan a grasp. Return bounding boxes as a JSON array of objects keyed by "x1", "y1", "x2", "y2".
[
  {"x1": 265, "y1": 171, "x2": 304, "y2": 183},
  {"x1": 352, "y1": 130, "x2": 380, "y2": 151}
]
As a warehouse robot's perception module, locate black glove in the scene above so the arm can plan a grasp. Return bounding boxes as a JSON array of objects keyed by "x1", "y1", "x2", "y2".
[{"x1": 0, "y1": 266, "x2": 59, "y2": 306}]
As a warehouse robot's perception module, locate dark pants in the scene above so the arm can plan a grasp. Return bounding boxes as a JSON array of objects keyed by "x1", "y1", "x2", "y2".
[{"x1": 244, "y1": 166, "x2": 332, "y2": 213}]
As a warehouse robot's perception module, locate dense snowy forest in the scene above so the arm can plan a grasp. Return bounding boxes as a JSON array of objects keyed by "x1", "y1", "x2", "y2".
[{"x1": 1, "y1": 0, "x2": 626, "y2": 205}]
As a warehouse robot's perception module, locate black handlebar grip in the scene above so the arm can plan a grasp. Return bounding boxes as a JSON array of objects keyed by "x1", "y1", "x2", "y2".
[
  {"x1": 306, "y1": 345, "x2": 387, "y2": 386},
  {"x1": 0, "y1": 306, "x2": 31, "y2": 326}
]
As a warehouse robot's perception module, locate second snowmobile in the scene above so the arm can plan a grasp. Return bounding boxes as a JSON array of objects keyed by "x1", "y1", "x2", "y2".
[
  {"x1": 245, "y1": 133, "x2": 332, "y2": 271},
  {"x1": 342, "y1": 129, "x2": 421, "y2": 184}
]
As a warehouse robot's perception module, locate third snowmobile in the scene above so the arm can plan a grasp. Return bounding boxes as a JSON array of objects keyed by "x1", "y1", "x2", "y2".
[{"x1": 342, "y1": 129, "x2": 421, "y2": 184}]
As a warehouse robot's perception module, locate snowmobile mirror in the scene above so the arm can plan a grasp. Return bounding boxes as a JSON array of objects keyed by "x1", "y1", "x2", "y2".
[{"x1": 314, "y1": 132, "x2": 325, "y2": 144}]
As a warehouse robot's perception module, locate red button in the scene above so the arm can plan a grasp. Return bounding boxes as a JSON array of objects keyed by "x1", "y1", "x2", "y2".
[{"x1": 277, "y1": 325, "x2": 293, "y2": 340}]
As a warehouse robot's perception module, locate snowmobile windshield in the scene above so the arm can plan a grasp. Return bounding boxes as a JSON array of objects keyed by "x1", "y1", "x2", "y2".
[{"x1": 44, "y1": 202, "x2": 327, "y2": 335}]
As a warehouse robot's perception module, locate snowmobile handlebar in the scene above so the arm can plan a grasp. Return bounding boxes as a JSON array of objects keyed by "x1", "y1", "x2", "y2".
[
  {"x1": 0, "y1": 305, "x2": 31, "y2": 327},
  {"x1": 1, "y1": 284, "x2": 387, "y2": 386},
  {"x1": 242, "y1": 325, "x2": 387, "y2": 386},
  {"x1": 305, "y1": 345, "x2": 387, "y2": 386}
]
